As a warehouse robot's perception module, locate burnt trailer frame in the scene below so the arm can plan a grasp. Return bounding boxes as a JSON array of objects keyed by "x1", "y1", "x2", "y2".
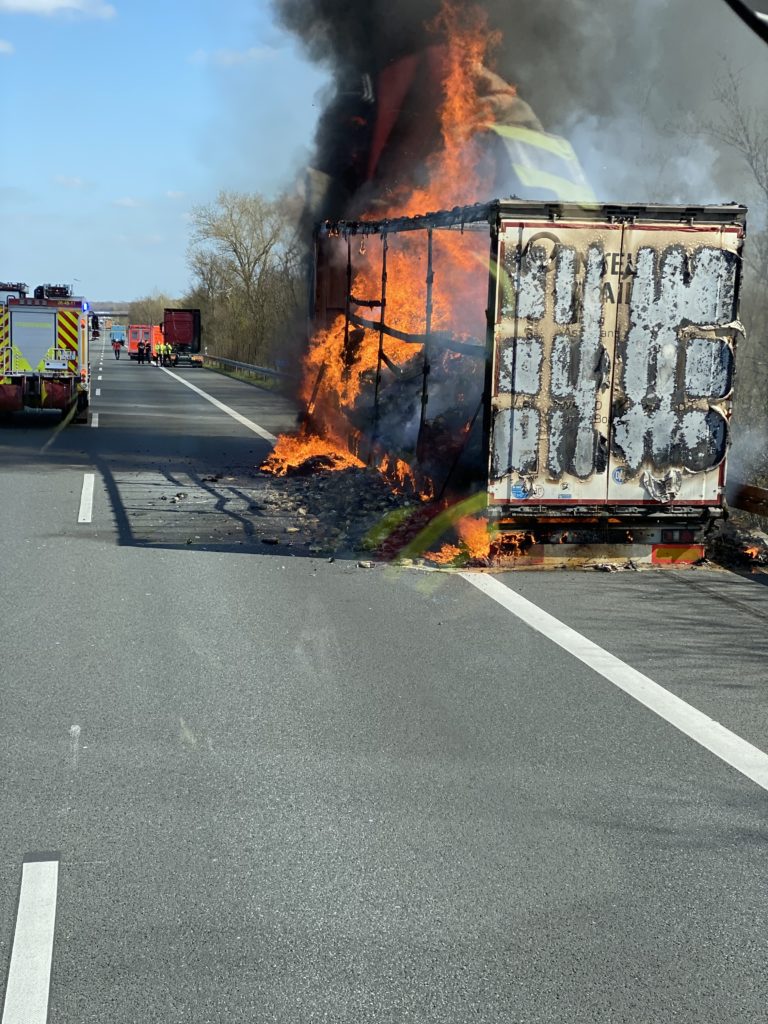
[
  {"x1": 313, "y1": 199, "x2": 746, "y2": 543},
  {"x1": 313, "y1": 202, "x2": 495, "y2": 492}
]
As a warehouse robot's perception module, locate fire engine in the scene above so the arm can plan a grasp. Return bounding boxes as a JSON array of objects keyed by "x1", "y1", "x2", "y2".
[{"x1": 0, "y1": 282, "x2": 90, "y2": 421}]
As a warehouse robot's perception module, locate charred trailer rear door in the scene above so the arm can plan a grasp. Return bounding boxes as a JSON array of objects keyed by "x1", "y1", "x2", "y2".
[{"x1": 486, "y1": 202, "x2": 745, "y2": 527}]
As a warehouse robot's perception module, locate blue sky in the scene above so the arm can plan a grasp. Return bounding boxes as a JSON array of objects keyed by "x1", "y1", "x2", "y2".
[{"x1": 0, "y1": 0, "x2": 328, "y2": 299}]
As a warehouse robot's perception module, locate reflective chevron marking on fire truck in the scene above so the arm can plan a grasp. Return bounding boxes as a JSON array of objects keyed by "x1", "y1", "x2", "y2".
[
  {"x1": 57, "y1": 308, "x2": 79, "y2": 373},
  {"x1": 0, "y1": 306, "x2": 9, "y2": 377}
]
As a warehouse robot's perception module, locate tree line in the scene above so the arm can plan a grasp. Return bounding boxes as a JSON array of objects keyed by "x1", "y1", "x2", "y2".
[{"x1": 128, "y1": 189, "x2": 307, "y2": 372}]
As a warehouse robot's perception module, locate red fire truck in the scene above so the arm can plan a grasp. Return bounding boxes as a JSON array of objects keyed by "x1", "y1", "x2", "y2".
[{"x1": 0, "y1": 282, "x2": 90, "y2": 420}]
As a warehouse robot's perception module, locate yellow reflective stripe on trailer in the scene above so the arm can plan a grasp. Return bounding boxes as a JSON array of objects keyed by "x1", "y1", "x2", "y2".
[
  {"x1": 487, "y1": 123, "x2": 596, "y2": 203},
  {"x1": 488, "y1": 123, "x2": 581, "y2": 162},
  {"x1": 511, "y1": 162, "x2": 596, "y2": 203}
]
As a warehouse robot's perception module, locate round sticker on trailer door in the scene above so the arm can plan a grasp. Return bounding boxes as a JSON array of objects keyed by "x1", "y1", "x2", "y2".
[{"x1": 612, "y1": 467, "x2": 627, "y2": 485}]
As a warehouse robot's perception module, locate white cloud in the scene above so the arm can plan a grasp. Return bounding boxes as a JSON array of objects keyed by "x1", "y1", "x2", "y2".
[
  {"x1": 165, "y1": 190, "x2": 185, "y2": 200},
  {"x1": 0, "y1": 39, "x2": 14, "y2": 54},
  {"x1": 189, "y1": 45, "x2": 277, "y2": 68},
  {"x1": 0, "y1": 1, "x2": 115, "y2": 17},
  {"x1": 113, "y1": 196, "x2": 140, "y2": 208}
]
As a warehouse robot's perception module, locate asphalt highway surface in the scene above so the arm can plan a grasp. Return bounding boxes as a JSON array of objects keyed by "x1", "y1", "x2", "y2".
[{"x1": 1, "y1": 340, "x2": 767, "y2": 1023}]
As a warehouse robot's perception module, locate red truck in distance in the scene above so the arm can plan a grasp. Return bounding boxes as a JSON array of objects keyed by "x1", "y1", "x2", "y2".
[{"x1": 162, "y1": 308, "x2": 202, "y2": 366}]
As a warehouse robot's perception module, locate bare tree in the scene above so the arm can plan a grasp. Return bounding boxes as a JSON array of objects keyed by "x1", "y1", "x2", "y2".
[
  {"x1": 702, "y1": 68, "x2": 768, "y2": 206},
  {"x1": 127, "y1": 291, "x2": 179, "y2": 325},
  {"x1": 697, "y1": 67, "x2": 768, "y2": 457},
  {"x1": 186, "y1": 190, "x2": 305, "y2": 364}
]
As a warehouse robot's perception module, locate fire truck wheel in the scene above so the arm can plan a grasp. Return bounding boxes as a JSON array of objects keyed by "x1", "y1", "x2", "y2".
[{"x1": 72, "y1": 394, "x2": 89, "y2": 424}]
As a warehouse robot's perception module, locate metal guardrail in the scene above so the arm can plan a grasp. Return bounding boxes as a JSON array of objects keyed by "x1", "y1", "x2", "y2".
[{"x1": 202, "y1": 354, "x2": 298, "y2": 382}]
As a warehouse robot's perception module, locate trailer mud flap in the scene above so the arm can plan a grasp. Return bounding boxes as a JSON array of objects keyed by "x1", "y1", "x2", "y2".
[
  {"x1": 40, "y1": 380, "x2": 72, "y2": 411},
  {"x1": 0, "y1": 383, "x2": 23, "y2": 413}
]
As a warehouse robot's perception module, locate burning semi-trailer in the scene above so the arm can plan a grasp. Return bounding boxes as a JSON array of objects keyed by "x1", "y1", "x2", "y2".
[
  {"x1": 265, "y1": 197, "x2": 746, "y2": 566},
  {"x1": 261, "y1": 0, "x2": 751, "y2": 566}
]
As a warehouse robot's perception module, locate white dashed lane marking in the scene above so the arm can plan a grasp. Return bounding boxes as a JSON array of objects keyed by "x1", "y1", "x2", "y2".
[
  {"x1": 1, "y1": 855, "x2": 60, "y2": 1024},
  {"x1": 77, "y1": 473, "x2": 95, "y2": 522}
]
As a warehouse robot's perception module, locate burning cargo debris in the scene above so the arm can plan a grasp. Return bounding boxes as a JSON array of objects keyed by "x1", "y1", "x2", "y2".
[
  {"x1": 262, "y1": 433, "x2": 365, "y2": 476},
  {"x1": 707, "y1": 516, "x2": 768, "y2": 568}
]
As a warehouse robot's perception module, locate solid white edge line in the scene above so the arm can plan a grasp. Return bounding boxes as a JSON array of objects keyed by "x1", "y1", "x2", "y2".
[
  {"x1": 91, "y1": 413, "x2": 99, "y2": 429},
  {"x1": 161, "y1": 366, "x2": 276, "y2": 442},
  {"x1": 460, "y1": 572, "x2": 768, "y2": 792},
  {"x1": 1, "y1": 859, "x2": 59, "y2": 1024},
  {"x1": 77, "y1": 473, "x2": 95, "y2": 523}
]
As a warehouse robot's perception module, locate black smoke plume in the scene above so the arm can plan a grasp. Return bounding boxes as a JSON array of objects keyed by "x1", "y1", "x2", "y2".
[{"x1": 273, "y1": 0, "x2": 768, "y2": 212}]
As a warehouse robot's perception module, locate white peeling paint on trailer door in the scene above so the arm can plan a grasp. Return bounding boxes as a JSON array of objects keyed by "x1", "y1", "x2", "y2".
[
  {"x1": 488, "y1": 220, "x2": 624, "y2": 504},
  {"x1": 9, "y1": 308, "x2": 57, "y2": 372},
  {"x1": 607, "y1": 224, "x2": 742, "y2": 504}
]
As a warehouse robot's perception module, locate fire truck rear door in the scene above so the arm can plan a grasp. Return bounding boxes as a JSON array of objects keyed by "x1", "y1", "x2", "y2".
[{"x1": 9, "y1": 308, "x2": 57, "y2": 372}]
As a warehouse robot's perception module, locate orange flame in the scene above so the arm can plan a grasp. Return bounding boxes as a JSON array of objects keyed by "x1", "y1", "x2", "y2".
[
  {"x1": 429, "y1": 543, "x2": 463, "y2": 564},
  {"x1": 264, "y1": 1, "x2": 496, "y2": 482},
  {"x1": 379, "y1": 453, "x2": 435, "y2": 501},
  {"x1": 456, "y1": 515, "x2": 494, "y2": 558},
  {"x1": 500, "y1": 531, "x2": 534, "y2": 555},
  {"x1": 384, "y1": 2, "x2": 500, "y2": 217},
  {"x1": 428, "y1": 515, "x2": 494, "y2": 563},
  {"x1": 261, "y1": 432, "x2": 364, "y2": 477},
  {"x1": 745, "y1": 545, "x2": 760, "y2": 559}
]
